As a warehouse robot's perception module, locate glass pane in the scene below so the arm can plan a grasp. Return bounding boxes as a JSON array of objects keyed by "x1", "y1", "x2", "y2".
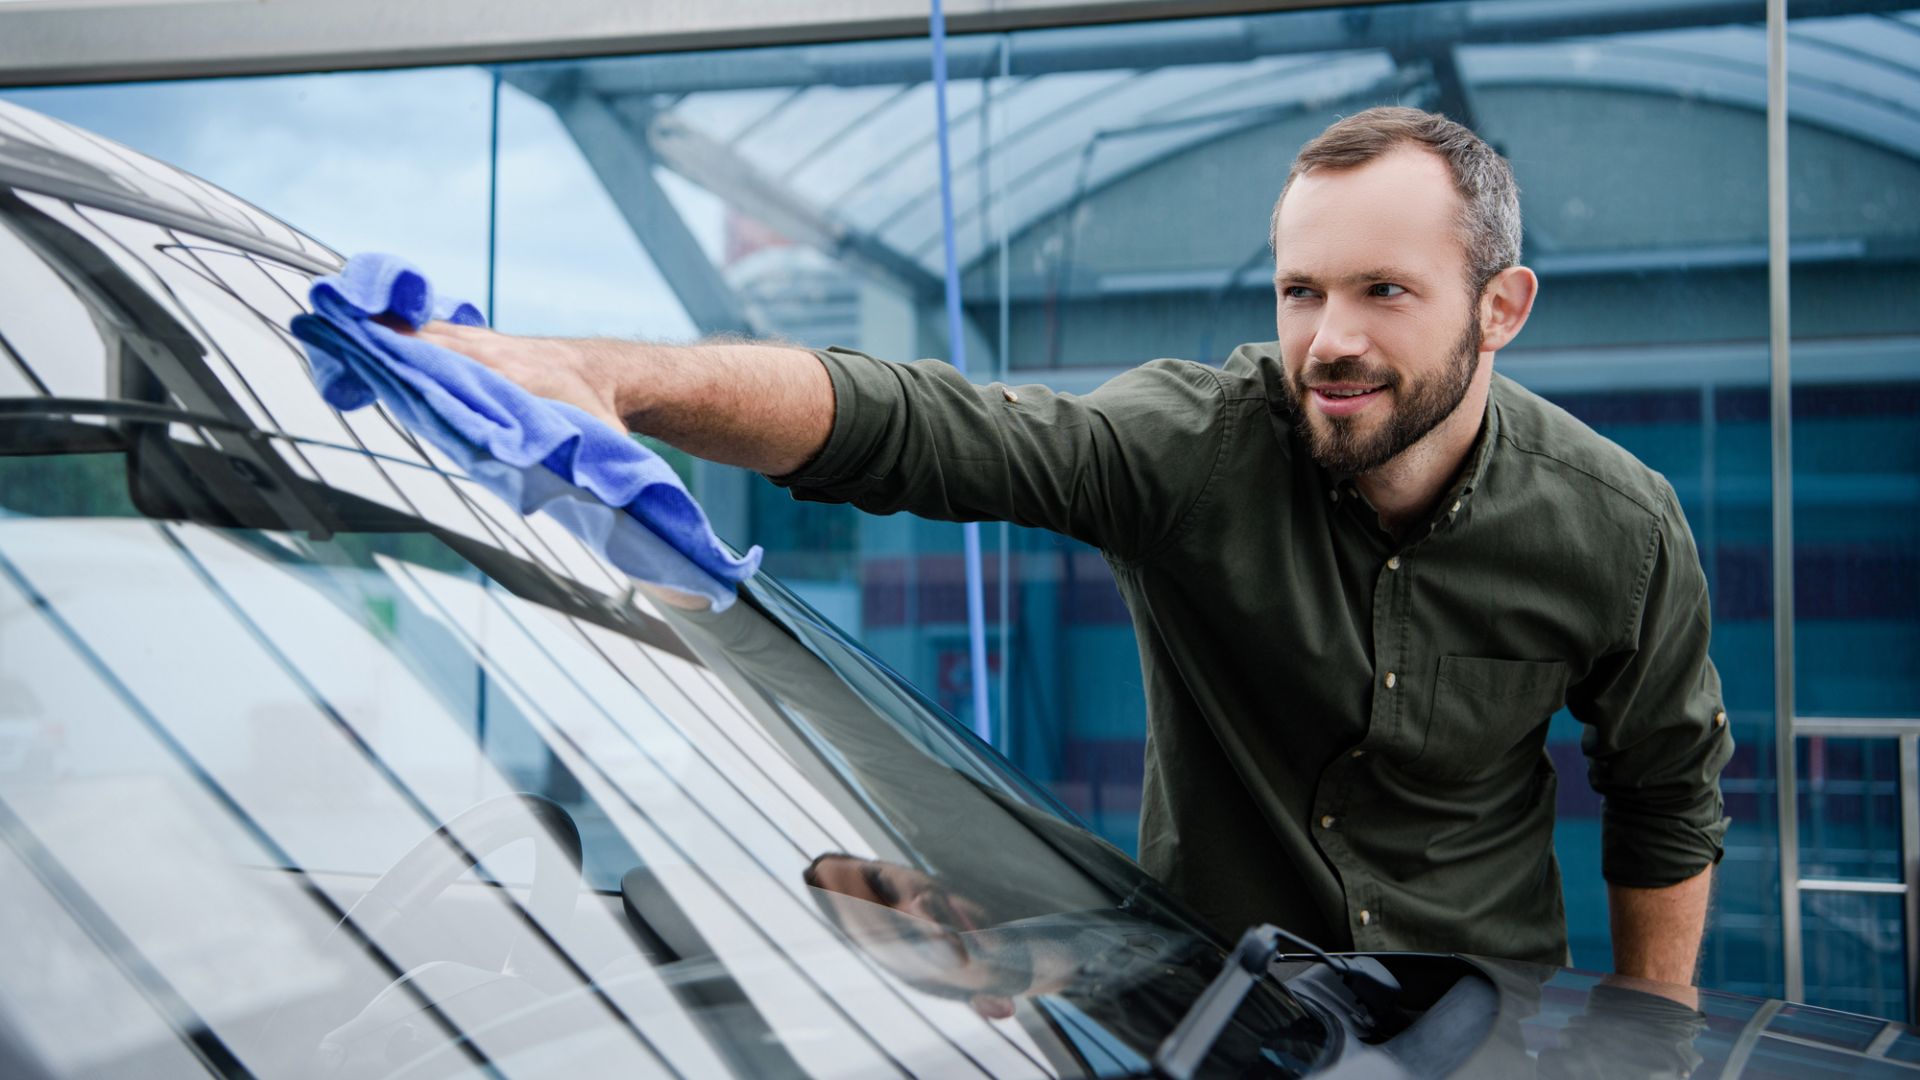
[
  {"x1": 487, "y1": 3, "x2": 1803, "y2": 1004},
  {"x1": 1787, "y1": 2, "x2": 1920, "y2": 724},
  {"x1": 1787, "y1": 0, "x2": 1920, "y2": 1022},
  {"x1": 0, "y1": 340, "x2": 38, "y2": 396},
  {"x1": 1796, "y1": 737, "x2": 1904, "y2": 883},
  {"x1": 0, "y1": 427, "x2": 1325, "y2": 1073},
  {"x1": 1801, "y1": 891, "x2": 1909, "y2": 1022},
  {"x1": 955, "y1": 2, "x2": 1781, "y2": 994},
  {"x1": 13, "y1": 191, "x2": 276, "y2": 427},
  {"x1": 0, "y1": 195, "x2": 111, "y2": 398}
]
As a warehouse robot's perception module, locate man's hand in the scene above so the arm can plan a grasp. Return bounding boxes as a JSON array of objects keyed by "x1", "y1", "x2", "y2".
[
  {"x1": 396, "y1": 320, "x2": 627, "y2": 431},
  {"x1": 382, "y1": 320, "x2": 834, "y2": 476},
  {"x1": 1608, "y1": 866, "x2": 1713, "y2": 986}
]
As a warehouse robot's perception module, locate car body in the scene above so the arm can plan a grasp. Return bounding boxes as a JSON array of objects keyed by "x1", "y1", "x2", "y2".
[{"x1": 0, "y1": 98, "x2": 1915, "y2": 1079}]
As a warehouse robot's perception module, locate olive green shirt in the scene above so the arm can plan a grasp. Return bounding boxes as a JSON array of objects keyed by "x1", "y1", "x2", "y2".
[{"x1": 771, "y1": 341, "x2": 1733, "y2": 966}]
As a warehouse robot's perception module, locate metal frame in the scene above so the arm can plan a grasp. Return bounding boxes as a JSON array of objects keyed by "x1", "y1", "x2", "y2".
[
  {"x1": 1767, "y1": 0, "x2": 1801, "y2": 1007},
  {"x1": 0, "y1": 0, "x2": 1402, "y2": 87},
  {"x1": 5, "y1": 0, "x2": 1919, "y2": 88},
  {"x1": 1783, "y1": 728, "x2": 1920, "y2": 1023},
  {"x1": 1766, "y1": 0, "x2": 1918, "y2": 1021}
]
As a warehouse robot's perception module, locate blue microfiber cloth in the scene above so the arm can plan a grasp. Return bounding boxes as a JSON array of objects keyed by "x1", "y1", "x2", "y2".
[{"x1": 290, "y1": 253, "x2": 761, "y2": 610}]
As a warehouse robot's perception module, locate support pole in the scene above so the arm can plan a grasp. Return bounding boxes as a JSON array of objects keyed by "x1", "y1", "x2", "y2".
[
  {"x1": 928, "y1": 0, "x2": 994, "y2": 743},
  {"x1": 1766, "y1": 0, "x2": 1801, "y2": 1004}
]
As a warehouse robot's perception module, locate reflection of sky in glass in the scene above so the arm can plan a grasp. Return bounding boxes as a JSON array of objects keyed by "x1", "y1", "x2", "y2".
[
  {"x1": 492, "y1": 81, "x2": 698, "y2": 339},
  {"x1": 1, "y1": 69, "x2": 493, "y2": 303},
  {"x1": 0, "y1": 70, "x2": 708, "y2": 340}
]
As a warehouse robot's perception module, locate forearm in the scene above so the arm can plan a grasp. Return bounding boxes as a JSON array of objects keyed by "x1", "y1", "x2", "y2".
[
  {"x1": 1607, "y1": 866, "x2": 1712, "y2": 985},
  {"x1": 605, "y1": 339, "x2": 833, "y2": 476},
  {"x1": 408, "y1": 321, "x2": 833, "y2": 476}
]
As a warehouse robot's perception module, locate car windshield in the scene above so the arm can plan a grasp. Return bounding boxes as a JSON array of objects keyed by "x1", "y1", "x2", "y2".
[{"x1": 0, "y1": 156, "x2": 1326, "y2": 1076}]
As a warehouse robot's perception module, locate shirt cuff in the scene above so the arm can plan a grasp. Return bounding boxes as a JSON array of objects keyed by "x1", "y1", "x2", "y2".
[
  {"x1": 764, "y1": 345, "x2": 897, "y2": 496},
  {"x1": 1601, "y1": 791, "x2": 1730, "y2": 888}
]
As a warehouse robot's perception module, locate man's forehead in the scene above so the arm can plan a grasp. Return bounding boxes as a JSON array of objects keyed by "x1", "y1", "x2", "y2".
[{"x1": 1273, "y1": 146, "x2": 1466, "y2": 276}]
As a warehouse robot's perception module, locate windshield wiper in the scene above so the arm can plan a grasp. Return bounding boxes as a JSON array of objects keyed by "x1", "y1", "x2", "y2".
[{"x1": 1152, "y1": 924, "x2": 1402, "y2": 1080}]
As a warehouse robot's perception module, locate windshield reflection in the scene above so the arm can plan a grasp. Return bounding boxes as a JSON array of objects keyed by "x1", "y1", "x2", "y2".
[{"x1": 0, "y1": 421, "x2": 1328, "y2": 1077}]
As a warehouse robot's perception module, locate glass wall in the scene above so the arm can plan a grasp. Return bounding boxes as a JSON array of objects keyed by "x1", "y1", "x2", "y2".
[
  {"x1": 1785, "y1": 1, "x2": 1920, "y2": 1020},
  {"x1": 5, "y1": 0, "x2": 1916, "y2": 1015}
]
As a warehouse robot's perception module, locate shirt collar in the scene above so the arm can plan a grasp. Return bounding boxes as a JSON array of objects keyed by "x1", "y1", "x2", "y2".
[{"x1": 1450, "y1": 381, "x2": 1502, "y2": 508}]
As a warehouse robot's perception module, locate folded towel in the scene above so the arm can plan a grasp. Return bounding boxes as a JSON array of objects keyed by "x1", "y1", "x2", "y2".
[{"x1": 290, "y1": 253, "x2": 760, "y2": 609}]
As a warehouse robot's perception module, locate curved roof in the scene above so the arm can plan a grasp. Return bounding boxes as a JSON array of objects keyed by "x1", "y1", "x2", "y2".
[{"x1": 525, "y1": 6, "x2": 1920, "y2": 296}]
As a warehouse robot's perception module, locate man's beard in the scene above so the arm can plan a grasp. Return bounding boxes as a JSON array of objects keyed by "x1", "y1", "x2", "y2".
[{"x1": 1281, "y1": 314, "x2": 1482, "y2": 475}]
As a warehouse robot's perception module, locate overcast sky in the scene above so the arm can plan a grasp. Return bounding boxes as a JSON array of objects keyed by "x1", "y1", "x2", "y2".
[{"x1": 2, "y1": 66, "x2": 706, "y2": 340}]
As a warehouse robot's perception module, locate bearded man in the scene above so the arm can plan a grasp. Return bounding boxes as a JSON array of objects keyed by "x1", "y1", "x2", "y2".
[{"x1": 406, "y1": 106, "x2": 1732, "y2": 985}]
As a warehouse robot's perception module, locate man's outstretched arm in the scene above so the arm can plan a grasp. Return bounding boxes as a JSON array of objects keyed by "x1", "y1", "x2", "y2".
[
  {"x1": 405, "y1": 321, "x2": 834, "y2": 476},
  {"x1": 1608, "y1": 866, "x2": 1712, "y2": 985},
  {"x1": 406, "y1": 322, "x2": 1234, "y2": 560}
]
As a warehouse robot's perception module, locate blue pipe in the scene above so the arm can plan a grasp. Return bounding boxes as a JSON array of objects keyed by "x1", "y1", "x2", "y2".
[{"x1": 928, "y1": 0, "x2": 995, "y2": 744}]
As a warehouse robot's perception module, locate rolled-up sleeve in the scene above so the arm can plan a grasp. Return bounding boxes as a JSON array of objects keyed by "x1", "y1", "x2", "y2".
[
  {"x1": 1569, "y1": 483, "x2": 1733, "y2": 888},
  {"x1": 767, "y1": 346, "x2": 1228, "y2": 564}
]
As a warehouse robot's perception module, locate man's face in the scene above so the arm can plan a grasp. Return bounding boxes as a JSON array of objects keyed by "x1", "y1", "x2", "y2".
[
  {"x1": 1272, "y1": 146, "x2": 1485, "y2": 474},
  {"x1": 808, "y1": 855, "x2": 989, "y2": 942},
  {"x1": 805, "y1": 855, "x2": 1011, "y2": 996}
]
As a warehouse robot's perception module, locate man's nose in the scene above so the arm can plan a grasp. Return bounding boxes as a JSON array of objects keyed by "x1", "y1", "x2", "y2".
[{"x1": 1306, "y1": 297, "x2": 1372, "y2": 364}]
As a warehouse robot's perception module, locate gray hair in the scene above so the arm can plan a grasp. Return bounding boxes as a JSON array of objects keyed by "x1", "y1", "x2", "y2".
[{"x1": 1272, "y1": 106, "x2": 1522, "y2": 297}]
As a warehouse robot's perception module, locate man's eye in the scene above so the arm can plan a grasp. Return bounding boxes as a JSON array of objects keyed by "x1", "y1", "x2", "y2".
[
  {"x1": 1281, "y1": 286, "x2": 1316, "y2": 300},
  {"x1": 1369, "y1": 283, "x2": 1407, "y2": 298},
  {"x1": 864, "y1": 864, "x2": 899, "y2": 905}
]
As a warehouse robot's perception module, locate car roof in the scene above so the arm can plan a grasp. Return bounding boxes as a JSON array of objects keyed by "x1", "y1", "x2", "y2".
[{"x1": 0, "y1": 98, "x2": 338, "y2": 274}]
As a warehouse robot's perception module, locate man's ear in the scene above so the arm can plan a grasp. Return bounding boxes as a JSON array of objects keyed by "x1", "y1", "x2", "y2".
[{"x1": 1477, "y1": 265, "x2": 1538, "y2": 354}]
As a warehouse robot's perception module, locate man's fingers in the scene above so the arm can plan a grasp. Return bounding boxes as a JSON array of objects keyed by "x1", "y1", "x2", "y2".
[
  {"x1": 362, "y1": 320, "x2": 626, "y2": 433},
  {"x1": 410, "y1": 322, "x2": 503, "y2": 370}
]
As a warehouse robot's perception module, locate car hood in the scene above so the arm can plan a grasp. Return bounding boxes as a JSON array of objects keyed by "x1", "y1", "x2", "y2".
[{"x1": 1443, "y1": 954, "x2": 1920, "y2": 1077}]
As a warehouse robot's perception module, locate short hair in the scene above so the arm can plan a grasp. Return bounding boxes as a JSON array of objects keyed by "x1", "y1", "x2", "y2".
[
  {"x1": 1272, "y1": 106, "x2": 1522, "y2": 297},
  {"x1": 802, "y1": 851, "x2": 847, "y2": 890}
]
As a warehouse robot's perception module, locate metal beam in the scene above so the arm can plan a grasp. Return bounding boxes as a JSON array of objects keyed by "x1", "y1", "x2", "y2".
[
  {"x1": 623, "y1": 101, "x2": 946, "y2": 303},
  {"x1": 537, "y1": 76, "x2": 752, "y2": 337},
  {"x1": 1396, "y1": 46, "x2": 1477, "y2": 131},
  {"x1": 1766, "y1": 0, "x2": 1801, "y2": 1005},
  {"x1": 1798, "y1": 879, "x2": 1907, "y2": 895},
  {"x1": 0, "y1": 0, "x2": 1386, "y2": 87},
  {"x1": 8, "y1": 0, "x2": 1920, "y2": 89},
  {"x1": 1794, "y1": 717, "x2": 1920, "y2": 739}
]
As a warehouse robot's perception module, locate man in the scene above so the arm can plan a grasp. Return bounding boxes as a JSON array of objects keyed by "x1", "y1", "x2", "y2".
[{"x1": 404, "y1": 106, "x2": 1731, "y2": 983}]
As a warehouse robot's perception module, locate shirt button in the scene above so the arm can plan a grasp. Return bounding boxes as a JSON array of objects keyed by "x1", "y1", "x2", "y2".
[
  {"x1": 1714, "y1": 710, "x2": 1727, "y2": 728},
  {"x1": 1384, "y1": 671, "x2": 1397, "y2": 689},
  {"x1": 1450, "y1": 499, "x2": 1462, "y2": 513},
  {"x1": 1351, "y1": 749, "x2": 1366, "y2": 758},
  {"x1": 1329, "y1": 489, "x2": 1340, "y2": 503},
  {"x1": 1386, "y1": 556, "x2": 1401, "y2": 571},
  {"x1": 1320, "y1": 815, "x2": 1336, "y2": 829},
  {"x1": 1359, "y1": 909, "x2": 1372, "y2": 926},
  {"x1": 1001, "y1": 387, "x2": 1019, "y2": 403}
]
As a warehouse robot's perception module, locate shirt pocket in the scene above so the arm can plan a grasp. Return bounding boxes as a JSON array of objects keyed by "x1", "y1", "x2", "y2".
[{"x1": 1408, "y1": 656, "x2": 1571, "y2": 782}]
